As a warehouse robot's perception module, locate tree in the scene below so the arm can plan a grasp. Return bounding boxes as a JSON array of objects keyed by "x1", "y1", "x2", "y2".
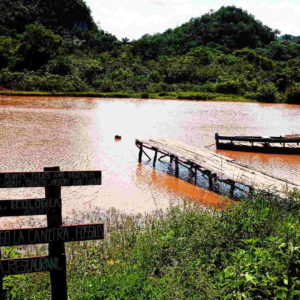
[
  {"x1": 15, "y1": 24, "x2": 62, "y2": 70},
  {"x1": 0, "y1": 37, "x2": 16, "y2": 69}
]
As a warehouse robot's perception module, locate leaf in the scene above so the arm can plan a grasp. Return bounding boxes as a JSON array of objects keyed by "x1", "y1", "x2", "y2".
[
  {"x1": 290, "y1": 290, "x2": 300, "y2": 296},
  {"x1": 275, "y1": 287, "x2": 288, "y2": 299},
  {"x1": 244, "y1": 272, "x2": 256, "y2": 284}
]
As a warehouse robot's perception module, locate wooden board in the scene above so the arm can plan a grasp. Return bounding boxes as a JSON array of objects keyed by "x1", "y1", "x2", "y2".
[
  {"x1": 137, "y1": 139, "x2": 300, "y2": 197},
  {"x1": 0, "y1": 171, "x2": 101, "y2": 188},
  {"x1": 0, "y1": 224, "x2": 104, "y2": 247},
  {"x1": 0, "y1": 256, "x2": 64, "y2": 276},
  {"x1": 0, "y1": 198, "x2": 61, "y2": 217}
]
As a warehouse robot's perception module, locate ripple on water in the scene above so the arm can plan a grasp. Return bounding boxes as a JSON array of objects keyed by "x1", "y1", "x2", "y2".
[{"x1": 0, "y1": 96, "x2": 299, "y2": 227}]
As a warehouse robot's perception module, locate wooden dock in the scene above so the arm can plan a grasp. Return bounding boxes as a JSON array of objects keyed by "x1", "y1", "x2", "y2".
[{"x1": 136, "y1": 139, "x2": 300, "y2": 198}]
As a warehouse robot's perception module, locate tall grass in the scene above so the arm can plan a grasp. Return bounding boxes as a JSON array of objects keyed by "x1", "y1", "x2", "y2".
[{"x1": 5, "y1": 192, "x2": 300, "y2": 299}]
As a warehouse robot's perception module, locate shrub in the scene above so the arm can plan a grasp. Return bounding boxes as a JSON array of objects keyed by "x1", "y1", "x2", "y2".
[
  {"x1": 256, "y1": 82, "x2": 278, "y2": 102},
  {"x1": 214, "y1": 80, "x2": 241, "y2": 94},
  {"x1": 45, "y1": 57, "x2": 73, "y2": 76},
  {"x1": 141, "y1": 92, "x2": 150, "y2": 98},
  {"x1": 286, "y1": 82, "x2": 300, "y2": 104},
  {"x1": 9, "y1": 192, "x2": 300, "y2": 299},
  {"x1": 20, "y1": 73, "x2": 89, "y2": 92},
  {"x1": 244, "y1": 92, "x2": 259, "y2": 100},
  {"x1": 0, "y1": 70, "x2": 25, "y2": 89}
]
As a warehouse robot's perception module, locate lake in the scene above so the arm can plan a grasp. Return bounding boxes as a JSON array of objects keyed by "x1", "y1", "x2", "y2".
[{"x1": 0, "y1": 96, "x2": 299, "y2": 225}]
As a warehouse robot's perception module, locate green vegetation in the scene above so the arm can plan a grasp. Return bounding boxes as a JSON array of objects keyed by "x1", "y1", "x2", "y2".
[
  {"x1": 5, "y1": 192, "x2": 300, "y2": 299},
  {"x1": 0, "y1": 90, "x2": 252, "y2": 102},
  {"x1": 0, "y1": 4, "x2": 300, "y2": 104}
]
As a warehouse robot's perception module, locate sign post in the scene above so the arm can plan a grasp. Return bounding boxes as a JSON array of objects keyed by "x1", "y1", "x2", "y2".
[
  {"x1": 44, "y1": 166, "x2": 67, "y2": 300},
  {"x1": 0, "y1": 167, "x2": 102, "y2": 300}
]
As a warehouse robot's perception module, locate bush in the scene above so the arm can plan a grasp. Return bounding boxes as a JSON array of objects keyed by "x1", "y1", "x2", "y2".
[
  {"x1": 286, "y1": 82, "x2": 300, "y2": 104},
  {"x1": 20, "y1": 73, "x2": 89, "y2": 92},
  {"x1": 0, "y1": 70, "x2": 25, "y2": 89},
  {"x1": 256, "y1": 82, "x2": 278, "y2": 102},
  {"x1": 45, "y1": 57, "x2": 73, "y2": 76},
  {"x1": 214, "y1": 80, "x2": 241, "y2": 94},
  {"x1": 141, "y1": 92, "x2": 150, "y2": 98},
  {"x1": 244, "y1": 92, "x2": 259, "y2": 100},
  {"x1": 9, "y1": 192, "x2": 300, "y2": 299}
]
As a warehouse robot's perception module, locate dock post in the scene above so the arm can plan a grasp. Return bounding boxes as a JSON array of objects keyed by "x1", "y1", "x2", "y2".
[
  {"x1": 175, "y1": 157, "x2": 179, "y2": 177},
  {"x1": 194, "y1": 166, "x2": 197, "y2": 184},
  {"x1": 208, "y1": 174, "x2": 213, "y2": 190},
  {"x1": 170, "y1": 155, "x2": 174, "y2": 164},
  {"x1": 138, "y1": 144, "x2": 143, "y2": 163},
  {"x1": 215, "y1": 133, "x2": 219, "y2": 148},
  {"x1": 153, "y1": 148, "x2": 158, "y2": 167},
  {"x1": 230, "y1": 183, "x2": 235, "y2": 197},
  {"x1": 248, "y1": 186, "x2": 254, "y2": 195}
]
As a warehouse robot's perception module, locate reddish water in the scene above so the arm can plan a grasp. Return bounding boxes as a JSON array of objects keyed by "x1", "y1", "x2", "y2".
[{"x1": 0, "y1": 96, "x2": 299, "y2": 224}]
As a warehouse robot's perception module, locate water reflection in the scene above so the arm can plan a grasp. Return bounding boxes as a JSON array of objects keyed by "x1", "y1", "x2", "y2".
[{"x1": 135, "y1": 164, "x2": 232, "y2": 209}]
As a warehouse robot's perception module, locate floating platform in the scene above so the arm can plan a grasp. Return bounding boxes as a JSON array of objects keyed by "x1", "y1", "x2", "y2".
[
  {"x1": 215, "y1": 133, "x2": 300, "y2": 154},
  {"x1": 136, "y1": 139, "x2": 300, "y2": 198}
]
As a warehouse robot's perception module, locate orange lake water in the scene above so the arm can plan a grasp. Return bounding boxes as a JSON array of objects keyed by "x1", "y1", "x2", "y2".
[{"x1": 0, "y1": 96, "x2": 299, "y2": 226}]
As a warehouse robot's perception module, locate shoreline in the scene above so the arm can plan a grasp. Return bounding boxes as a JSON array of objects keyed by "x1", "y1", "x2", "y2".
[{"x1": 0, "y1": 90, "x2": 257, "y2": 103}]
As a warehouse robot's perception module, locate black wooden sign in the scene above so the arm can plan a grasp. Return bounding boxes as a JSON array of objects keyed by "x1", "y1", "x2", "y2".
[
  {"x1": 0, "y1": 255, "x2": 64, "y2": 276},
  {"x1": 0, "y1": 167, "x2": 103, "y2": 300},
  {"x1": 0, "y1": 198, "x2": 61, "y2": 217},
  {"x1": 0, "y1": 170, "x2": 101, "y2": 188},
  {"x1": 0, "y1": 224, "x2": 104, "y2": 247}
]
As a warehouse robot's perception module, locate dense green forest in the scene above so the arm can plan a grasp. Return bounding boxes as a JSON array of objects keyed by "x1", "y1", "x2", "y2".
[{"x1": 0, "y1": 2, "x2": 300, "y2": 103}]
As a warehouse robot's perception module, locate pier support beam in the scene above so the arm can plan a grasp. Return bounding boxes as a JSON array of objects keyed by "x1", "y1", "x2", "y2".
[
  {"x1": 208, "y1": 175, "x2": 213, "y2": 190},
  {"x1": 194, "y1": 166, "x2": 197, "y2": 184},
  {"x1": 248, "y1": 186, "x2": 254, "y2": 195},
  {"x1": 215, "y1": 133, "x2": 219, "y2": 149},
  {"x1": 153, "y1": 149, "x2": 158, "y2": 167},
  {"x1": 158, "y1": 155, "x2": 167, "y2": 162},
  {"x1": 175, "y1": 157, "x2": 179, "y2": 177},
  {"x1": 170, "y1": 155, "x2": 174, "y2": 164},
  {"x1": 230, "y1": 182, "x2": 235, "y2": 197},
  {"x1": 138, "y1": 144, "x2": 143, "y2": 163}
]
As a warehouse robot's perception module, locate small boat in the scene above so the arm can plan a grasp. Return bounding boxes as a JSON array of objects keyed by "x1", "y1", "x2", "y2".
[{"x1": 215, "y1": 133, "x2": 300, "y2": 154}]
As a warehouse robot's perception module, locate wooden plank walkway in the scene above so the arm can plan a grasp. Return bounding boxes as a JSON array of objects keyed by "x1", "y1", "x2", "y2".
[{"x1": 136, "y1": 139, "x2": 300, "y2": 198}]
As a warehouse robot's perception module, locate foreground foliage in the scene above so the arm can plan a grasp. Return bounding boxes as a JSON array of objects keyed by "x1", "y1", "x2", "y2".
[{"x1": 6, "y1": 192, "x2": 300, "y2": 299}]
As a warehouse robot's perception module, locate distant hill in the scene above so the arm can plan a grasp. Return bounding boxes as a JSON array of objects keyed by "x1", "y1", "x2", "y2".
[
  {"x1": 0, "y1": 0, "x2": 96, "y2": 38},
  {"x1": 133, "y1": 6, "x2": 278, "y2": 57},
  {"x1": 0, "y1": 4, "x2": 299, "y2": 103}
]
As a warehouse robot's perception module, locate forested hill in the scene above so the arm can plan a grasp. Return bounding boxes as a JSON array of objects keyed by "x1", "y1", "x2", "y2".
[
  {"x1": 0, "y1": 0, "x2": 96, "y2": 37},
  {"x1": 0, "y1": 5, "x2": 300, "y2": 104},
  {"x1": 133, "y1": 6, "x2": 278, "y2": 57}
]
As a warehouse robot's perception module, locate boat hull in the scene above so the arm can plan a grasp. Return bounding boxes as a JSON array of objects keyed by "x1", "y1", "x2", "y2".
[{"x1": 217, "y1": 143, "x2": 300, "y2": 154}]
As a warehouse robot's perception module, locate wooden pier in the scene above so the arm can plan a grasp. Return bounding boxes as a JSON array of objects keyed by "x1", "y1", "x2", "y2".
[{"x1": 136, "y1": 139, "x2": 300, "y2": 198}]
